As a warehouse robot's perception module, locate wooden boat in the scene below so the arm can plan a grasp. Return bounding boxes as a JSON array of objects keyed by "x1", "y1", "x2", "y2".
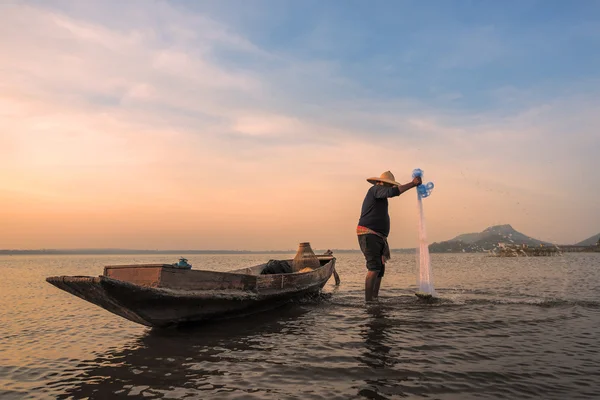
[{"x1": 46, "y1": 254, "x2": 337, "y2": 329}]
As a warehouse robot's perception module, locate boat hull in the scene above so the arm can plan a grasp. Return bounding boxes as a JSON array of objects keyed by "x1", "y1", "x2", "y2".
[{"x1": 47, "y1": 257, "x2": 336, "y2": 328}]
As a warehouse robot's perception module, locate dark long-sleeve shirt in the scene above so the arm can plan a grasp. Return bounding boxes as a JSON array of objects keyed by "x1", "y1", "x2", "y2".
[{"x1": 357, "y1": 185, "x2": 401, "y2": 237}]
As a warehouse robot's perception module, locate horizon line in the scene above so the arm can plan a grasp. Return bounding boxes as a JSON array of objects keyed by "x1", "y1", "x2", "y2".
[{"x1": 0, "y1": 248, "x2": 426, "y2": 255}]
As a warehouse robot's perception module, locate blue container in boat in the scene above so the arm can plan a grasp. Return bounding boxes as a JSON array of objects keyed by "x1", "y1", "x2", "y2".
[{"x1": 175, "y1": 257, "x2": 192, "y2": 269}]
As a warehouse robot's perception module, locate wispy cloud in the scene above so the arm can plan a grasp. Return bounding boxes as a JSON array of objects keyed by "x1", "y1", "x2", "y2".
[{"x1": 1, "y1": 0, "x2": 599, "y2": 249}]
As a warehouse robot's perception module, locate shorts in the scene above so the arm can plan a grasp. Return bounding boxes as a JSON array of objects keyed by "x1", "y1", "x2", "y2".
[{"x1": 358, "y1": 234, "x2": 386, "y2": 278}]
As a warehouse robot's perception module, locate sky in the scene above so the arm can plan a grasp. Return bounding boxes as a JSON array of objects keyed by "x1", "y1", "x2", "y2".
[{"x1": 1, "y1": 0, "x2": 599, "y2": 251}]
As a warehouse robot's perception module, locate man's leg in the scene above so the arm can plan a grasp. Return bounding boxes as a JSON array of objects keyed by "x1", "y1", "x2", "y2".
[
  {"x1": 372, "y1": 261, "x2": 385, "y2": 299},
  {"x1": 359, "y1": 234, "x2": 384, "y2": 302},
  {"x1": 365, "y1": 270, "x2": 379, "y2": 302},
  {"x1": 372, "y1": 277, "x2": 381, "y2": 300}
]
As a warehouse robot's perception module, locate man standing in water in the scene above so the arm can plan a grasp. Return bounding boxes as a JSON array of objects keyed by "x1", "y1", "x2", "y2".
[{"x1": 357, "y1": 171, "x2": 421, "y2": 301}]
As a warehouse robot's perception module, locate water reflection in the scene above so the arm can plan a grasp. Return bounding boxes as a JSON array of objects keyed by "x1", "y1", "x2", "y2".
[
  {"x1": 43, "y1": 304, "x2": 314, "y2": 399},
  {"x1": 359, "y1": 305, "x2": 395, "y2": 370},
  {"x1": 354, "y1": 304, "x2": 396, "y2": 400},
  {"x1": 356, "y1": 301, "x2": 443, "y2": 400}
]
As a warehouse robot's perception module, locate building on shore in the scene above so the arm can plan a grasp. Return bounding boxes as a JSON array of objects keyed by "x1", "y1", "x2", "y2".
[{"x1": 489, "y1": 243, "x2": 563, "y2": 257}]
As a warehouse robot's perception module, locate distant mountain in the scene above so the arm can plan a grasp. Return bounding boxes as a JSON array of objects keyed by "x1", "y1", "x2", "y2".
[
  {"x1": 449, "y1": 224, "x2": 549, "y2": 245},
  {"x1": 430, "y1": 224, "x2": 552, "y2": 253},
  {"x1": 576, "y1": 233, "x2": 600, "y2": 246},
  {"x1": 450, "y1": 232, "x2": 482, "y2": 244}
]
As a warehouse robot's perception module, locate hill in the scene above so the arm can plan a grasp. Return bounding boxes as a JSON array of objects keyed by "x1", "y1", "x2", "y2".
[
  {"x1": 430, "y1": 224, "x2": 551, "y2": 253},
  {"x1": 576, "y1": 233, "x2": 600, "y2": 246},
  {"x1": 450, "y1": 232, "x2": 482, "y2": 244}
]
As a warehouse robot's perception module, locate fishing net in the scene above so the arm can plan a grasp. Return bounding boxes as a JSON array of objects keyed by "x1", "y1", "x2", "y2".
[
  {"x1": 413, "y1": 168, "x2": 436, "y2": 296},
  {"x1": 417, "y1": 194, "x2": 435, "y2": 296}
]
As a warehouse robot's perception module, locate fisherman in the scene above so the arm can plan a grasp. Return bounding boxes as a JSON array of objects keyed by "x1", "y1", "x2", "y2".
[{"x1": 357, "y1": 171, "x2": 421, "y2": 301}]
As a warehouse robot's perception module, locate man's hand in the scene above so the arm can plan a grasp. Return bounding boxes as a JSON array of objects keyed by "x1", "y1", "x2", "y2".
[{"x1": 396, "y1": 176, "x2": 423, "y2": 195}]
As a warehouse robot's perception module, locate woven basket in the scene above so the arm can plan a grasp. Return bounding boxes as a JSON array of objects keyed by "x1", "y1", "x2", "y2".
[{"x1": 291, "y1": 242, "x2": 320, "y2": 272}]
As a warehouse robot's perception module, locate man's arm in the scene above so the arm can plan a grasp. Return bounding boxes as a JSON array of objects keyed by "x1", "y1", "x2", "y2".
[
  {"x1": 373, "y1": 177, "x2": 422, "y2": 198},
  {"x1": 395, "y1": 176, "x2": 422, "y2": 195}
]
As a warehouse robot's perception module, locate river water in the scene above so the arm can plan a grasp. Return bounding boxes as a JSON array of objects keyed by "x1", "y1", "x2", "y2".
[{"x1": 1, "y1": 252, "x2": 599, "y2": 399}]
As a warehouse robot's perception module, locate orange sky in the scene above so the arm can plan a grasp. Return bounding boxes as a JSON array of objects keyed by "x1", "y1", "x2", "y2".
[{"x1": 1, "y1": 2, "x2": 598, "y2": 250}]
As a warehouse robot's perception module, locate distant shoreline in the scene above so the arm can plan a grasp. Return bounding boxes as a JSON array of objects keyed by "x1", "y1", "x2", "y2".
[
  {"x1": 2, "y1": 247, "x2": 596, "y2": 256},
  {"x1": 0, "y1": 249, "x2": 366, "y2": 255}
]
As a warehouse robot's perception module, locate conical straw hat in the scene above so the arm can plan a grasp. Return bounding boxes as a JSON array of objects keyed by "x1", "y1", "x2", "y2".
[{"x1": 367, "y1": 171, "x2": 400, "y2": 186}]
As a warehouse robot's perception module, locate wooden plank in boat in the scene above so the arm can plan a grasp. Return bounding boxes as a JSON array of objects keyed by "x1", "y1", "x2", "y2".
[
  {"x1": 103, "y1": 266, "x2": 164, "y2": 287},
  {"x1": 282, "y1": 270, "x2": 319, "y2": 288},
  {"x1": 256, "y1": 274, "x2": 284, "y2": 291},
  {"x1": 159, "y1": 269, "x2": 257, "y2": 291},
  {"x1": 256, "y1": 263, "x2": 329, "y2": 291}
]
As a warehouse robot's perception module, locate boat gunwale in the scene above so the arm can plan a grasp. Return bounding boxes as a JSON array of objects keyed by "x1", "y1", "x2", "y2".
[{"x1": 101, "y1": 255, "x2": 335, "y2": 274}]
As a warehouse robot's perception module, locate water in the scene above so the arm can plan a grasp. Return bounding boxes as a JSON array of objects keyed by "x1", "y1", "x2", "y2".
[
  {"x1": 1, "y1": 253, "x2": 600, "y2": 399},
  {"x1": 416, "y1": 195, "x2": 435, "y2": 296}
]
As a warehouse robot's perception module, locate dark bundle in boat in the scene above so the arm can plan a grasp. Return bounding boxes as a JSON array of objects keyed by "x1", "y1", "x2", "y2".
[
  {"x1": 260, "y1": 260, "x2": 293, "y2": 275},
  {"x1": 46, "y1": 243, "x2": 338, "y2": 329}
]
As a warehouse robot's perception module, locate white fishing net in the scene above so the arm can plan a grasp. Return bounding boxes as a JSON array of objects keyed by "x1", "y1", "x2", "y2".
[{"x1": 417, "y1": 192, "x2": 436, "y2": 296}]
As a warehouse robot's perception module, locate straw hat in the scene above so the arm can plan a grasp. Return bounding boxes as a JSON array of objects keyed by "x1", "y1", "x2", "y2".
[{"x1": 367, "y1": 171, "x2": 400, "y2": 186}]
